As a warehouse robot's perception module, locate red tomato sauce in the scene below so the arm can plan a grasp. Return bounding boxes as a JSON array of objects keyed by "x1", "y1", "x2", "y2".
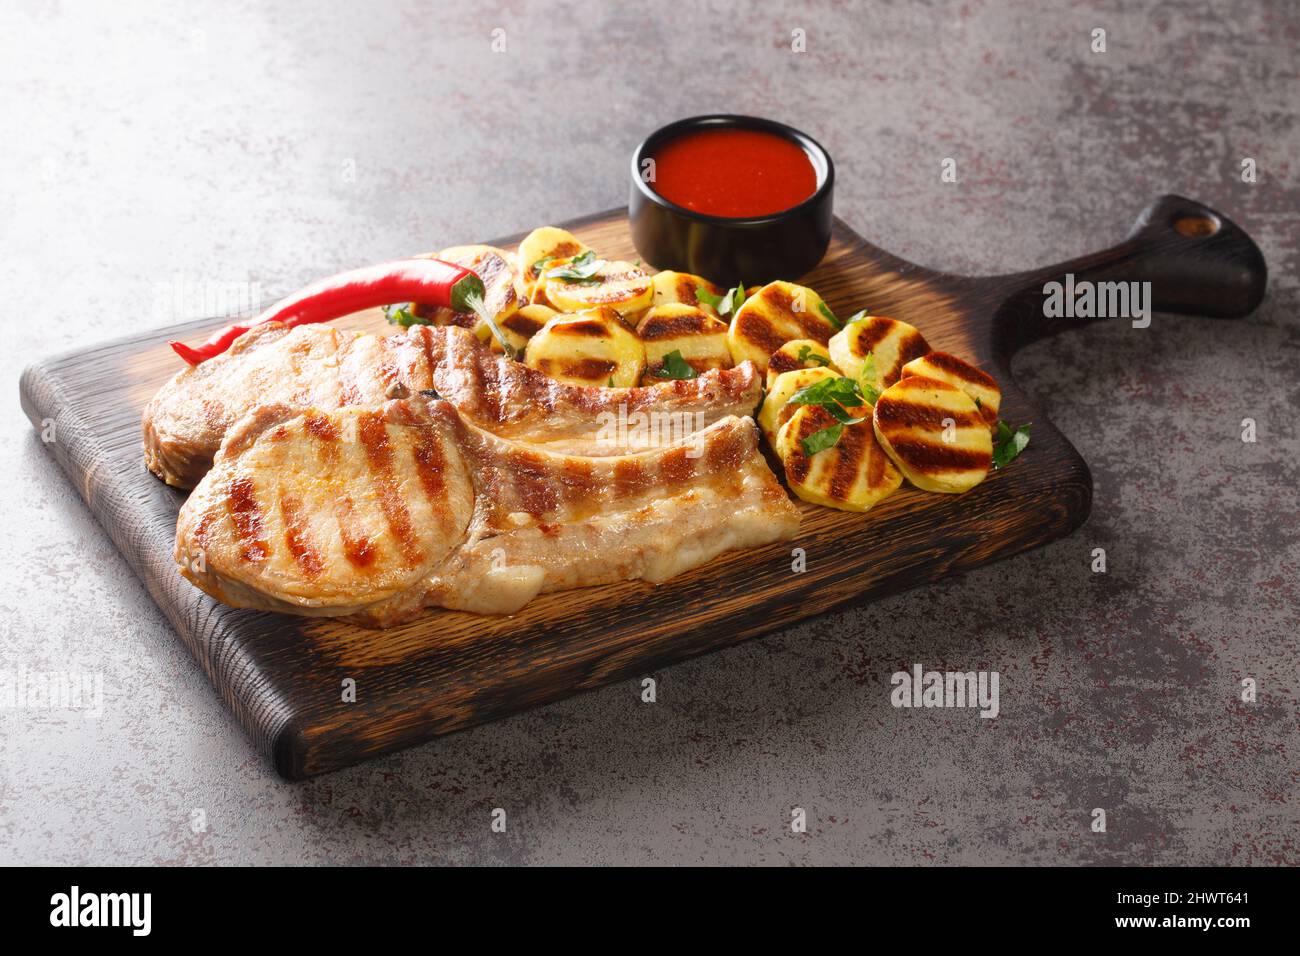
[{"x1": 650, "y1": 128, "x2": 818, "y2": 218}]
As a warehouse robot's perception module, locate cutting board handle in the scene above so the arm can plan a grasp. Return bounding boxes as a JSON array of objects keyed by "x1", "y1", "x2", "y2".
[{"x1": 988, "y1": 194, "x2": 1267, "y2": 356}]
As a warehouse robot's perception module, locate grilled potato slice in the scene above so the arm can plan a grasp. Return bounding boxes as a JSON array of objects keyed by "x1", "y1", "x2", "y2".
[
  {"x1": 901, "y1": 351, "x2": 1000, "y2": 427},
  {"x1": 541, "y1": 258, "x2": 653, "y2": 319},
  {"x1": 873, "y1": 375, "x2": 992, "y2": 493},
  {"x1": 650, "y1": 271, "x2": 726, "y2": 316},
  {"x1": 636, "y1": 304, "x2": 731, "y2": 383},
  {"x1": 775, "y1": 405, "x2": 903, "y2": 512},
  {"x1": 727, "y1": 281, "x2": 839, "y2": 372},
  {"x1": 827, "y1": 315, "x2": 930, "y2": 387},
  {"x1": 765, "y1": 338, "x2": 834, "y2": 389},
  {"x1": 492, "y1": 303, "x2": 556, "y2": 356},
  {"x1": 524, "y1": 307, "x2": 645, "y2": 388},
  {"x1": 516, "y1": 227, "x2": 590, "y2": 300},
  {"x1": 416, "y1": 245, "x2": 521, "y2": 344},
  {"x1": 757, "y1": 366, "x2": 839, "y2": 445}
]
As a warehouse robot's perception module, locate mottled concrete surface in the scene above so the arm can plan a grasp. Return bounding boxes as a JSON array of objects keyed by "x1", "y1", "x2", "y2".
[{"x1": 1, "y1": 0, "x2": 1296, "y2": 865}]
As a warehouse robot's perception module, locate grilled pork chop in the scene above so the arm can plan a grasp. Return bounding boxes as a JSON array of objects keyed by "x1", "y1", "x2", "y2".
[
  {"x1": 175, "y1": 396, "x2": 799, "y2": 625},
  {"x1": 144, "y1": 323, "x2": 762, "y2": 489}
]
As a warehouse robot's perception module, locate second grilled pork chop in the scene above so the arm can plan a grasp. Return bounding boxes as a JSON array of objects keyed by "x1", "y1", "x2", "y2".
[
  {"x1": 144, "y1": 323, "x2": 762, "y2": 489},
  {"x1": 175, "y1": 395, "x2": 800, "y2": 625}
]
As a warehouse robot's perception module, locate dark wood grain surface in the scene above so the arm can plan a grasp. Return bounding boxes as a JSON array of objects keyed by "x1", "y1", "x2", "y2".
[{"x1": 19, "y1": 198, "x2": 1264, "y2": 779}]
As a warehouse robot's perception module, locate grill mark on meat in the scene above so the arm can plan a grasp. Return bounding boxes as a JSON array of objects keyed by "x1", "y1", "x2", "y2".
[
  {"x1": 337, "y1": 357, "x2": 363, "y2": 406},
  {"x1": 411, "y1": 424, "x2": 450, "y2": 529},
  {"x1": 193, "y1": 511, "x2": 216, "y2": 551},
  {"x1": 357, "y1": 412, "x2": 423, "y2": 566},
  {"x1": 506, "y1": 449, "x2": 559, "y2": 517},
  {"x1": 704, "y1": 423, "x2": 747, "y2": 471},
  {"x1": 227, "y1": 476, "x2": 269, "y2": 563},
  {"x1": 334, "y1": 497, "x2": 378, "y2": 568},
  {"x1": 885, "y1": 438, "x2": 990, "y2": 472},
  {"x1": 660, "y1": 446, "x2": 694, "y2": 484},
  {"x1": 279, "y1": 492, "x2": 323, "y2": 579},
  {"x1": 555, "y1": 457, "x2": 599, "y2": 508},
  {"x1": 613, "y1": 458, "x2": 648, "y2": 498},
  {"x1": 305, "y1": 411, "x2": 340, "y2": 463}
]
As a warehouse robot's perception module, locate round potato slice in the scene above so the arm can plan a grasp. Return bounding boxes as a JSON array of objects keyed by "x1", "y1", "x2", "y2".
[
  {"x1": 650, "y1": 271, "x2": 726, "y2": 316},
  {"x1": 516, "y1": 227, "x2": 590, "y2": 300},
  {"x1": 492, "y1": 303, "x2": 557, "y2": 356},
  {"x1": 524, "y1": 307, "x2": 646, "y2": 388},
  {"x1": 765, "y1": 338, "x2": 834, "y2": 389},
  {"x1": 727, "y1": 281, "x2": 839, "y2": 372},
  {"x1": 828, "y1": 315, "x2": 930, "y2": 387},
  {"x1": 636, "y1": 304, "x2": 731, "y2": 383},
  {"x1": 775, "y1": 405, "x2": 903, "y2": 512},
  {"x1": 901, "y1": 351, "x2": 1000, "y2": 427},
  {"x1": 542, "y1": 257, "x2": 653, "y2": 318},
  {"x1": 757, "y1": 366, "x2": 839, "y2": 445},
  {"x1": 872, "y1": 375, "x2": 992, "y2": 494}
]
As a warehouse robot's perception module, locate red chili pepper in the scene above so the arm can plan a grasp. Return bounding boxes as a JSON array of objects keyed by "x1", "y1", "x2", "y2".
[{"x1": 168, "y1": 258, "x2": 489, "y2": 365}]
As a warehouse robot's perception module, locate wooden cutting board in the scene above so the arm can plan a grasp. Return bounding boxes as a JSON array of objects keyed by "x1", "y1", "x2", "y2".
[{"x1": 19, "y1": 197, "x2": 1265, "y2": 779}]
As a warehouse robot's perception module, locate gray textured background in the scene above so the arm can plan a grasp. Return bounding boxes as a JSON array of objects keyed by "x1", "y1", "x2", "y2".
[{"x1": 2, "y1": 0, "x2": 1296, "y2": 865}]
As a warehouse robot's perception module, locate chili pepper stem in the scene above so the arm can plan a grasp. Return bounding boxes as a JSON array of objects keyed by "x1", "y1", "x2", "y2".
[{"x1": 462, "y1": 291, "x2": 519, "y2": 360}]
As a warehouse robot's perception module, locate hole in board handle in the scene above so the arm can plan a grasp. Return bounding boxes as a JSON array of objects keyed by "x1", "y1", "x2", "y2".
[{"x1": 1173, "y1": 214, "x2": 1220, "y2": 238}]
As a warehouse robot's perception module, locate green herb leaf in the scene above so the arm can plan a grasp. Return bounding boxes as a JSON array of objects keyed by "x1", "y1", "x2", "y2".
[
  {"x1": 699, "y1": 282, "x2": 746, "y2": 317},
  {"x1": 818, "y1": 301, "x2": 843, "y2": 330},
  {"x1": 383, "y1": 302, "x2": 426, "y2": 328},
  {"x1": 541, "y1": 249, "x2": 604, "y2": 285},
  {"x1": 857, "y1": 351, "x2": 881, "y2": 406},
  {"x1": 786, "y1": 376, "x2": 866, "y2": 410},
  {"x1": 530, "y1": 255, "x2": 556, "y2": 277},
  {"x1": 655, "y1": 349, "x2": 699, "y2": 380},
  {"x1": 694, "y1": 285, "x2": 723, "y2": 309},
  {"x1": 784, "y1": 375, "x2": 870, "y2": 454},
  {"x1": 992, "y1": 420, "x2": 1031, "y2": 469},
  {"x1": 845, "y1": 309, "x2": 870, "y2": 326},
  {"x1": 720, "y1": 284, "x2": 747, "y2": 317},
  {"x1": 801, "y1": 423, "x2": 845, "y2": 457},
  {"x1": 796, "y1": 344, "x2": 830, "y2": 367}
]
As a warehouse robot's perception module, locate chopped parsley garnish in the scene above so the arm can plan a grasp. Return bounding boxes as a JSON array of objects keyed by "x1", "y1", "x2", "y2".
[
  {"x1": 857, "y1": 351, "x2": 881, "y2": 406},
  {"x1": 655, "y1": 349, "x2": 698, "y2": 380},
  {"x1": 818, "y1": 301, "x2": 843, "y2": 330},
  {"x1": 383, "y1": 302, "x2": 426, "y2": 328},
  {"x1": 992, "y1": 420, "x2": 1031, "y2": 468},
  {"x1": 696, "y1": 282, "x2": 747, "y2": 317},
  {"x1": 541, "y1": 250, "x2": 605, "y2": 285},
  {"x1": 784, "y1": 375, "x2": 870, "y2": 456},
  {"x1": 796, "y1": 344, "x2": 830, "y2": 367}
]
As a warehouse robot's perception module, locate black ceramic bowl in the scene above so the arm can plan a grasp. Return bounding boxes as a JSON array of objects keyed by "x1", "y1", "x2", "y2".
[{"x1": 629, "y1": 115, "x2": 834, "y2": 287}]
